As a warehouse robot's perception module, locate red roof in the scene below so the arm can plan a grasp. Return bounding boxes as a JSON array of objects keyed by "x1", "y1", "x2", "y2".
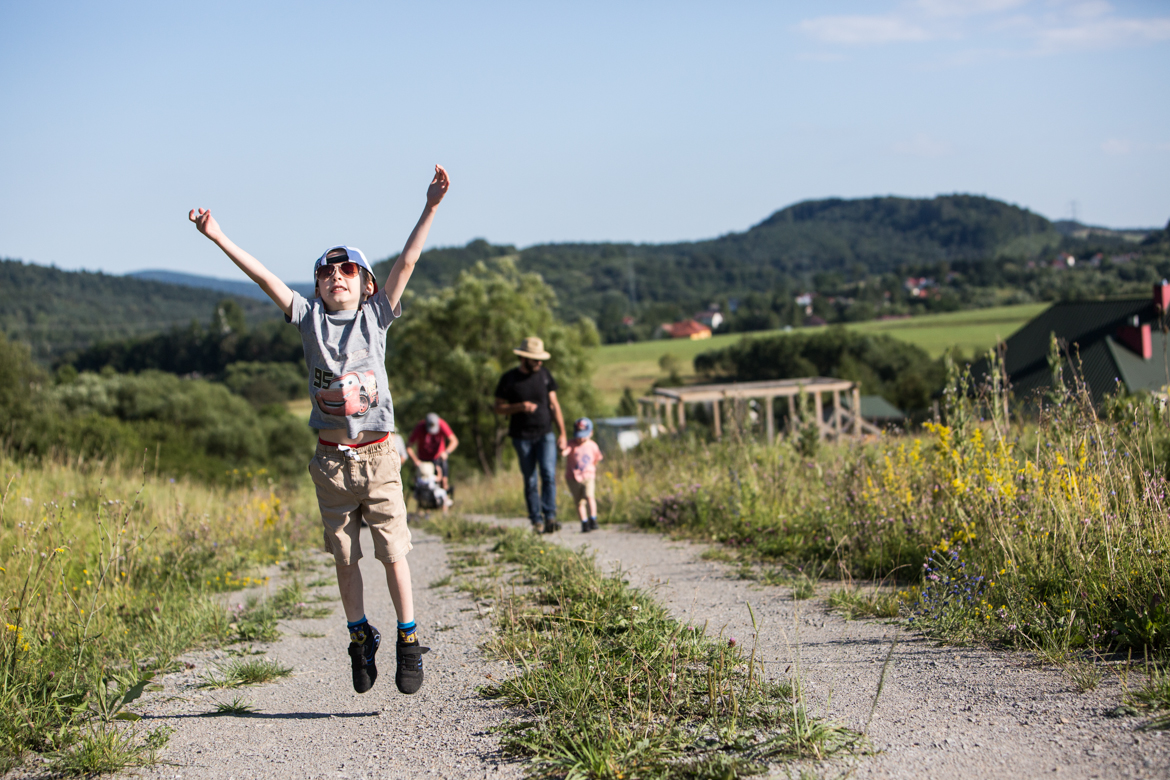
[{"x1": 661, "y1": 320, "x2": 712, "y2": 339}]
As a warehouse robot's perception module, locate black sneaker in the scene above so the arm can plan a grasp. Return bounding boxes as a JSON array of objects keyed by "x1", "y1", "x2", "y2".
[
  {"x1": 544, "y1": 520, "x2": 561, "y2": 534},
  {"x1": 348, "y1": 622, "x2": 381, "y2": 694},
  {"x1": 395, "y1": 639, "x2": 431, "y2": 694},
  {"x1": 581, "y1": 520, "x2": 591, "y2": 533},
  {"x1": 531, "y1": 520, "x2": 545, "y2": 534},
  {"x1": 589, "y1": 517, "x2": 598, "y2": 531}
]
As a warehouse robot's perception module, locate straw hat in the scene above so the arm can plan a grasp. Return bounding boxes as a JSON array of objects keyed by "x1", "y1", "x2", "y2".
[{"x1": 513, "y1": 336, "x2": 551, "y2": 361}]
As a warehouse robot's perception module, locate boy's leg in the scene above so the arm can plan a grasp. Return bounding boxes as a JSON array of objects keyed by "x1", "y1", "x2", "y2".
[
  {"x1": 513, "y1": 438, "x2": 543, "y2": 529},
  {"x1": 381, "y1": 557, "x2": 414, "y2": 626},
  {"x1": 335, "y1": 561, "x2": 366, "y2": 622},
  {"x1": 363, "y1": 442, "x2": 429, "y2": 695},
  {"x1": 309, "y1": 448, "x2": 380, "y2": 694},
  {"x1": 537, "y1": 432, "x2": 558, "y2": 529}
]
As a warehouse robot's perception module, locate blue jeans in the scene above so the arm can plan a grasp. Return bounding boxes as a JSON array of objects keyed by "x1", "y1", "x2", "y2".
[{"x1": 513, "y1": 433, "x2": 557, "y2": 525}]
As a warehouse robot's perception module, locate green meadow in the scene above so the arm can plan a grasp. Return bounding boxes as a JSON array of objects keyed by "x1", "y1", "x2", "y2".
[{"x1": 590, "y1": 302, "x2": 1048, "y2": 409}]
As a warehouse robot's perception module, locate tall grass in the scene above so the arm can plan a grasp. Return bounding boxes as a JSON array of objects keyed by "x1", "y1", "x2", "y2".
[
  {"x1": 0, "y1": 455, "x2": 317, "y2": 772},
  {"x1": 602, "y1": 349, "x2": 1169, "y2": 655}
]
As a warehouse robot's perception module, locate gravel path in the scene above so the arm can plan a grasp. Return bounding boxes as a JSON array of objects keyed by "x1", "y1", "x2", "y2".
[
  {"x1": 125, "y1": 527, "x2": 524, "y2": 780},
  {"x1": 99, "y1": 516, "x2": 1167, "y2": 779},
  {"x1": 526, "y1": 518, "x2": 1170, "y2": 780}
]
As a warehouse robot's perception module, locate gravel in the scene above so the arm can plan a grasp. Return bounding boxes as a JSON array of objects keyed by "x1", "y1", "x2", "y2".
[{"x1": 44, "y1": 514, "x2": 1163, "y2": 779}]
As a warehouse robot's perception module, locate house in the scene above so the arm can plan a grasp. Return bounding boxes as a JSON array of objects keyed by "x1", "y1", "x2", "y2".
[
  {"x1": 982, "y1": 281, "x2": 1170, "y2": 403},
  {"x1": 660, "y1": 320, "x2": 712, "y2": 340},
  {"x1": 694, "y1": 309, "x2": 723, "y2": 330}
]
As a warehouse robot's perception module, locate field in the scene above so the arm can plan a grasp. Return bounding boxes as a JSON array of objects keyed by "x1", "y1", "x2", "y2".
[{"x1": 590, "y1": 302, "x2": 1048, "y2": 410}]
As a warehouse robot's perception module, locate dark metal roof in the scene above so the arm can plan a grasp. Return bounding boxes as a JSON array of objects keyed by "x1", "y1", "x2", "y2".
[
  {"x1": 1000, "y1": 298, "x2": 1153, "y2": 378},
  {"x1": 972, "y1": 297, "x2": 1166, "y2": 404},
  {"x1": 1006, "y1": 332, "x2": 1169, "y2": 404}
]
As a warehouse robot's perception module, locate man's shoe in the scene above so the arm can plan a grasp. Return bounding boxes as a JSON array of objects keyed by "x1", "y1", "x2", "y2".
[
  {"x1": 581, "y1": 520, "x2": 591, "y2": 533},
  {"x1": 532, "y1": 521, "x2": 545, "y2": 534},
  {"x1": 395, "y1": 639, "x2": 431, "y2": 694},
  {"x1": 544, "y1": 520, "x2": 560, "y2": 534},
  {"x1": 347, "y1": 622, "x2": 381, "y2": 694}
]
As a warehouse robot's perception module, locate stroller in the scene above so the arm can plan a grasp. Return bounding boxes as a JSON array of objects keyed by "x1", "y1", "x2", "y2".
[{"x1": 412, "y1": 461, "x2": 452, "y2": 511}]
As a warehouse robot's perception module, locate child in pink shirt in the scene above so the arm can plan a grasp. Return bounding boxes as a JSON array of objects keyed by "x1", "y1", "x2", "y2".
[{"x1": 563, "y1": 418, "x2": 603, "y2": 533}]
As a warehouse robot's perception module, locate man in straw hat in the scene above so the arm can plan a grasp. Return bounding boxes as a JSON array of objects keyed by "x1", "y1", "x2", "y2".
[{"x1": 494, "y1": 336, "x2": 567, "y2": 533}]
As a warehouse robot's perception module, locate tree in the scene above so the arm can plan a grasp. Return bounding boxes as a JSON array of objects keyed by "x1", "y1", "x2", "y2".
[{"x1": 389, "y1": 258, "x2": 600, "y2": 473}]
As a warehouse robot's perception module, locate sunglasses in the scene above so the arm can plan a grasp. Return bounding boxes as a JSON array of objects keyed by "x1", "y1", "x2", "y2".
[{"x1": 315, "y1": 261, "x2": 361, "y2": 281}]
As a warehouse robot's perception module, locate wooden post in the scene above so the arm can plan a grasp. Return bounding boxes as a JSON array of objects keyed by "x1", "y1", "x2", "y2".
[
  {"x1": 678, "y1": 400, "x2": 686, "y2": 429},
  {"x1": 765, "y1": 395, "x2": 774, "y2": 444},
  {"x1": 637, "y1": 399, "x2": 644, "y2": 423},
  {"x1": 832, "y1": 390, "x2": 841, "y2": 440},
  {"x1": 852, "y1": 386, "x2": 861, "y2": 437},
  {"x1": 787, "y1": 394, "x2": 796, "y2": 434},
  {"x1": 667, "y1": 400, "x2": 677, "y2": 432},
  {"x1": 713, "y1": 399, "x2": 722, "y2": 440},
  {"x1": 813, "y1": 390, "x2": 824, "y2": 439}
]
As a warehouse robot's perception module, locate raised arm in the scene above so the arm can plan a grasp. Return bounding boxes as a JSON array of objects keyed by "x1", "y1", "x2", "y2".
[
  {"x1": 188, "y1": 209, "x2": 295, "y2": 318},
  {"x1": 382, "y1": 165, "x2": 450, "y2": 311}
]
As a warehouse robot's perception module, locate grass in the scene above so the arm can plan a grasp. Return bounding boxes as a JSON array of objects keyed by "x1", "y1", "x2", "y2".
[
  {"x1": 0, "y1": 453, "x2": 318, "y2": 773},
  {"x1": 826, "y1": 587, "x2": 904, "y2": 620},
  {"x1": 590, "y1": 303, "x2": 1045, "y2": 407},
  {"x1": 212, "y1": 695, "x2": 258, "y2": 715},
  {"x1": 469, "y1": 527, "x2": 859, "y2": 777},
  {"x1": 198, "y1": 658, "x2": 293, "y2": 689},
  {"x1": 601, "y1": 349, "x2": 1170, "y2": 657}
]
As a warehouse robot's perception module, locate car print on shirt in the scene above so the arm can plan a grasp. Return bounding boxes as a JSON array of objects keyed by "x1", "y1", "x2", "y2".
[{"x1": 313, "y1": 371, "x2": 379, "y2": 417}]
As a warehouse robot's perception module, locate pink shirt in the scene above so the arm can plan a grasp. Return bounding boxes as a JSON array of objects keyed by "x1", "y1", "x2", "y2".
[{"x1": 564, "y1": 439, "x2": 603, "y2": 483}]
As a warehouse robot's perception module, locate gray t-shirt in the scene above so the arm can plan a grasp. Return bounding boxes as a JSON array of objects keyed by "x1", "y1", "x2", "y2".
[{"x1": 287, "y1": 290, "x2": 401, "y2": 438}]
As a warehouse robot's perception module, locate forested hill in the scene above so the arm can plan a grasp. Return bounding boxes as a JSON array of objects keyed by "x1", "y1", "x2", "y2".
[
  {"x1": 392, "y1": 195, "x2": 1060, "y2": 301},
  {"x1": 0, "y1": 259, "x2": 279, "y2": 362}
]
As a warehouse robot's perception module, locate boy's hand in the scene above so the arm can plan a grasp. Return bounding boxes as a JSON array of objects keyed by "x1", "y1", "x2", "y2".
[
  {"x1": 426, "y1": 164, "x2": 450, "y2": 208},
  {"x1": 188, "y1": 208, "x2": 225, "y2": 243}
]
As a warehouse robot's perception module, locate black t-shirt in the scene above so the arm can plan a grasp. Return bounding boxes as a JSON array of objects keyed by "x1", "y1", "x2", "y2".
[{"x1": 495, "y1": 366, "x2": 558, "y2": 440}]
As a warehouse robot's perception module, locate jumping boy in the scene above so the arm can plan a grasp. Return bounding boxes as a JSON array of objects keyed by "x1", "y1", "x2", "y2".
[{"x1": 188, "y1": 164, "x2": 450, "y2": 695}]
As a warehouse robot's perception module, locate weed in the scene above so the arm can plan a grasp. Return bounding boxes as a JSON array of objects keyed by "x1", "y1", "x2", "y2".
[
  {"x1": 603, "y1": 349, "x2": 1170, "y2": 654},
  {"x1": 416, "y1": 513, "x2": 508, "y2": 542},
  {"x1": 298, "y1": 631, "x2": 326, "y2": 638},
  {"x1": 827, "y1": 587, "x2": 903, "y2": 620},
  {"x1": 307, "y1": 577, "x2": 334, "y2": 588},
  {"x1": 430, "y1": 574, "x2": 453, "y2": 588},
  {"x1": 212, "y1": 695, "x2": 258, "y2": 715},
  {"x1": 198, "y1": 658, "x2": 292, "y2": 689},
  {"x1": 792, "y1": 576, "x2": 817, "y2": 601},
  {"x1": 50, "y1": 723, "x2": 169, "y2": 776},
  {"x1": 1064, "y1": 658, "x2": 1103, "y2": 693}
]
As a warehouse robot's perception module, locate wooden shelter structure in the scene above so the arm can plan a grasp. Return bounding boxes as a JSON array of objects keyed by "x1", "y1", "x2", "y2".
[{"x1": 637, "y1": 378, "x2": 880, "y2": 442}]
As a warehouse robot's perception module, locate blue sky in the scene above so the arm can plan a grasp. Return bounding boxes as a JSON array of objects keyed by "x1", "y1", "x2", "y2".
[{"x1": 2, "y1": 0, "x2": 1168, "y2": 282}]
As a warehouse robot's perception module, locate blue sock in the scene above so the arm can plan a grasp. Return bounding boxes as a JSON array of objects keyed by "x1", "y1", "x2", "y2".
[
  {"x1": 397, "y1": 620, "x2": 417, "y2": 643},
  {"x1": 347, "y1": 616, "x2": 368, "y2": 630}
]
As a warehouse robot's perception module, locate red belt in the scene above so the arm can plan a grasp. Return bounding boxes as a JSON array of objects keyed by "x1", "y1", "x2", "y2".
[{"x1": 318, "y1": 433, "x2": 390, "y2": 448}]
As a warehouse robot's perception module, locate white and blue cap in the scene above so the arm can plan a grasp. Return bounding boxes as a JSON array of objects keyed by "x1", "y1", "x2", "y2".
[
  {"x1": 574, "y1": 417, "x2": 593, "y2": 439},
  {"x1": 314, "y1": 245, "x2": 378, "y2": 294}
]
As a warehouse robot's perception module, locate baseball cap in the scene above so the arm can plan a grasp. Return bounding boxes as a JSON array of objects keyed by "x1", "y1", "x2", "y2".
[
  {"x1": 574, "y1": 417, "x2": 593, "y2": 439},
  {"x1": 426, "y1": 413, "x2": 441, "y2": 434},
  {"x1": 314, "y1": 246, "x2": 378, "y2": 294}
]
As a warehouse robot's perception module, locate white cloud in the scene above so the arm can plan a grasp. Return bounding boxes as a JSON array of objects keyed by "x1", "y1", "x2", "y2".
[
  {"x1": 916, "y1": 0, "x2": 1029, "y2": 17},
  {"x1": 798, "y1": 15, "x2": 933, "y2": 45},
  {"x1": 1101, "y1": 138, "x2": 1132, "y2": 155},
  {"x1": 893, "y1": 133, "x2": 953, "y2": 157},
  {"x1": 797, "y1": 0, "x2": 1170, "y2": 55},
  {"x1": 1036, "y1": 17, "x2": 1170, "y2": 53}
]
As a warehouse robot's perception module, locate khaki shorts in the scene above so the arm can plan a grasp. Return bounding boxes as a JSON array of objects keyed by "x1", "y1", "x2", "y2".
[
  {"x1": 566, "y1": 474, "x2": 596, "y2": 512},
  {"x1": 309, "y1": 439, "x2": 412, "y2": 566}
]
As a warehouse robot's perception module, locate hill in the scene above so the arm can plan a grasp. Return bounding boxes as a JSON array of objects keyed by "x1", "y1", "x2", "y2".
[
  {"x1": 128, "y1": 270, "x2": 316, "y2": 301},
  {"x1": 0, "y1": 259, "x2": 281, "y2": 362},
  {"x1": 377, "y1": 194, "x2": 1170, "y2": 341}
]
